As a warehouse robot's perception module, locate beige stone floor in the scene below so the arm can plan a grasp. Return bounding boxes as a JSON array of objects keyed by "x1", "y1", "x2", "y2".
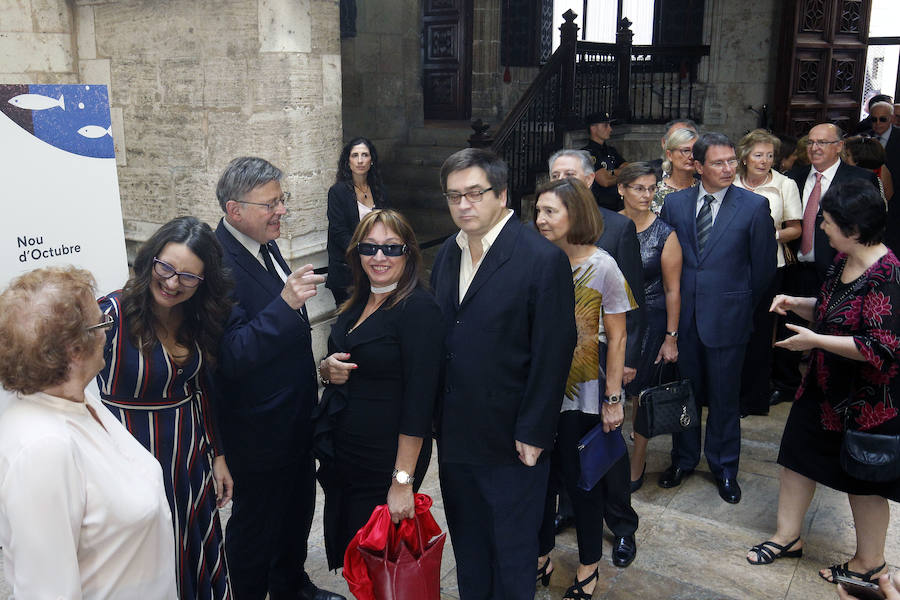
[
  {"x1": 298, "y1": 400, "x2": 900, "y2": 600},
  {"x1": 1, "y1": 400, "x2": 897, "y2": 599}
]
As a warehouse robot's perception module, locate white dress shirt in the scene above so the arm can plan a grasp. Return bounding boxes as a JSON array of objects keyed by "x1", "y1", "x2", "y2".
[
  {"x1": 734, "y1": 170, "x2": 803, "y2": 267},
  {"x1": 695, "y1": 184, "x2": 728, "y2": 223},
  {"x1": 797, "y1": 159, "x2": 842, "y2": 262},
  {"x1": 455, "y1": 209, "x2": 514, "y2": 302},
  {"x1": 0, "y1": 391, "x2": 177, "y2": 599},
  {"x1": 223, "y1": 217, "x2": 290, "y2": 281}
]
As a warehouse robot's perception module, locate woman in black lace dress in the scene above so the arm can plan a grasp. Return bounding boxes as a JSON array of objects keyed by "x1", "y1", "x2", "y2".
[{"x1": 618, "y1": 162, "x2": 683, "y2": 491}]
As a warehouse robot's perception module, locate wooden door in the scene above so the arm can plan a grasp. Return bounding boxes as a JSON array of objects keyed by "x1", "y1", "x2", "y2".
[
  {"x1": 422, "y1": 0, "x2": 472, "y2": 120},
  {"x1": 773, "y1": 0, "x2": 871, "y2": 137}
]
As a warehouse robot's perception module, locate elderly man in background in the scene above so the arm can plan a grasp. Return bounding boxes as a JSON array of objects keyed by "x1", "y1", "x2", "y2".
[{"x1": 214, "y1": 157, "x2": 343, "y2": 600}]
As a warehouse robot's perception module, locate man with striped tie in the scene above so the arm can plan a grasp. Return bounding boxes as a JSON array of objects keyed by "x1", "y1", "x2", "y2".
[{"x1": 657, "y1": 133, "x2": 776, "y2": 504}]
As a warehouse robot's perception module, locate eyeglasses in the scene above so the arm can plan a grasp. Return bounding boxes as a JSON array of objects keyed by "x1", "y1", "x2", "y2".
[
  {"x1": 873, "y1": 116, "x2": 891, "y2": 123},
  {"x1": 443, "y1": 188, "x2": 494, "y2": 204},
  {"x1": 623, "y1": 184, "x2": 658, "y2": 195},
  {"x1": 152, "y1": 258, "x2": 204, "y2": 288},
  {"x1": 808, "y1": 139, "x2": 841, "y2": 148},
  {"x1": 235, "y1": 192, "x2": 291, "y2": 212},
  {"x1": 674, "y1": 147, "x2": 694, "y2": 157},
  {"x1": 706, "y1": 158, "x2": 739, "y2": 169},
  {"x1": 357, "y1": 243, "x2": 408, "y2": 257},
  {"x1": 86, "y1": 313, "x2": 114, "y2": 332}
]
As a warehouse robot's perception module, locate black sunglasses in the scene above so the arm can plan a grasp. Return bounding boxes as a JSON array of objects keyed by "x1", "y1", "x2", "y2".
[{"x1": 357, "y1": 243, "x2": 408, "y2": 257}]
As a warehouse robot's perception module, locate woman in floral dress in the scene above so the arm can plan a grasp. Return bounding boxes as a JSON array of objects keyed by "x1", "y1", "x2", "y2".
[{"x1": 746, "y1": 180, "x2": 900, "y2": 591}]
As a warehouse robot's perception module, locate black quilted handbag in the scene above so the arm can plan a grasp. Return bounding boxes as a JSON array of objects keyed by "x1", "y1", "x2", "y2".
[
  {"x1": 637, "y1": 362, "x2": 699, "y2": 437},
  {"x1": 841, "y1": 429, "x2": 900, "y2": 482}
]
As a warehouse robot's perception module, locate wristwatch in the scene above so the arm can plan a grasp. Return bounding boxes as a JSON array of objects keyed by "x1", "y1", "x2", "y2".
[
  {"x1": 604, "y1": 393, "x2": 622, "y2": 405},
  {"x1": 392, "y1": 469, "x2": 414, "y2": 485},
  {"x1": 666, "y1": 330, "x2": 679, "y2": 338}
]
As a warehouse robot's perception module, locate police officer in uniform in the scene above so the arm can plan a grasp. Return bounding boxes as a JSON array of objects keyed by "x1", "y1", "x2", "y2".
[{"x1": 583, "y1": 112, "x2": 628, "y2": 211}]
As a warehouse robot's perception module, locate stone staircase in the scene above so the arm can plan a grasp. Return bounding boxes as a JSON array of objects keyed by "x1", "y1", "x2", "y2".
[{"x1": 383, "y1": 122, "x2": 473, "y2": 248}]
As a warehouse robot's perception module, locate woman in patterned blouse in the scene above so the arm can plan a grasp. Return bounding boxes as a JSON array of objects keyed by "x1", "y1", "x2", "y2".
[{"x1": 746, "y1": 180, "x2": 900, "y2": 590}]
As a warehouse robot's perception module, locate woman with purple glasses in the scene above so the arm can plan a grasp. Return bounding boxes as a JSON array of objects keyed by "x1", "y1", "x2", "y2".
[{"x1": 96, "y1": 215, "x2": 235, "y2": 599}]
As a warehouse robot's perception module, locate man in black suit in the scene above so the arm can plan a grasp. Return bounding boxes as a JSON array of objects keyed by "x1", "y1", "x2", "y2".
[
  {"x1": 431, "y1": 148, "x2": 577, "y2": 599},
  {"x1": 214, "y1": 157, "x2": 343, "y2": 600},
  {"x1": 771, "y1": 125, "x2": 881, "y2": 404},
  {"x1": 862, "y1": 101, "x2": 900, "y2": 252},
  {"x1": 547, "y1": 148, "x2": 644, "y2": 565}
]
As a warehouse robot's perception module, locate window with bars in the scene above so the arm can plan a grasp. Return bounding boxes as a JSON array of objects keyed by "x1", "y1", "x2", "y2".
[{"x1": 861, "y1": 0, "x2": 900, "y2": 118}]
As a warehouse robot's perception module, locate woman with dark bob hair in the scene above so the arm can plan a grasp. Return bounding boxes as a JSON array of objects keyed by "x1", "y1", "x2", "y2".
[
  {"x1": 533, "y1": 178, "x2": 637, "y2": 598},
  {"x1": 96, "y1": 216, "x2": 235, "y2": 599},
  {"x1": 316, "y1": 209, "x2": 444, "y2": 569},
  {"x1": 326, "y1": 136, "x2": 390, "y2": 307},
  {"x1": 0, "y1": 266, "x2": 177, "y2": 597},
  {"x1": 747, "y1": 180, "x2": 900, "y2": 592}
]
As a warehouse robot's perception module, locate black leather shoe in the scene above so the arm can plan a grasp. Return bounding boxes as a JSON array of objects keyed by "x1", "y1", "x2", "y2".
[
  {"x1": 658, "y1": 464, "x2": 693, "y2": 488},
  {"x1": 769, "y1": 389, "x2": 793, "y2": 406},
  {"x1": 299, "y1": 583, "x2": 346, "y2": 600},
  {"x1": 612, "y1": 535, "x2": 637, "y2": 567},
  {"x1": 554, "y1": 512, "x2": 575, "y2": 534},
  {"x1": 716, "y1": 477, "x2": 742, "y2": 504}
]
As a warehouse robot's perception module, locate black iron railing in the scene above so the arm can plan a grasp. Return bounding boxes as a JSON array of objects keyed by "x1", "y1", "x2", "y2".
[{"x1": 471, "y1": 10, "x2": 709, "y2": 213}]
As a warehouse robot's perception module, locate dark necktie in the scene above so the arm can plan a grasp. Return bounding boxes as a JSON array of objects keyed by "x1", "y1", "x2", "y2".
[
  {"x1": 259, "y1": 243, "x2": 282, "y2": 283},
  {"x1": 696, "y1": 194, "x2": 714, "y2": 254}
]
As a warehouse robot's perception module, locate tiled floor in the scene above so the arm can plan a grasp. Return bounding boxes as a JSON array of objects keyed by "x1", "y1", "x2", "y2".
[
  {"x1": 2, "y1": 400, "x2": 897, "y2": 599},
  {"x1": 302, "y1": 400, "x2": 900, "y2": 600}
]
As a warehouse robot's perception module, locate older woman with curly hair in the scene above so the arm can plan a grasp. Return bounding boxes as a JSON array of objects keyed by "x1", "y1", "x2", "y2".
[
  {"x1": 326, "y1": 137, "x2": 390, "y2": 307},
  {"x1": 733, "y1": 128, "x2": 803, "y2": 416},
  {"x1": 747, "y1": 181, "x2": 900, "y2": 591},
  {"x1": 96, "y1": 216, "x2": 235, "y2": 599},
  {"x1": 0, "y1": 266, "x2": 177, "y2": 598}
]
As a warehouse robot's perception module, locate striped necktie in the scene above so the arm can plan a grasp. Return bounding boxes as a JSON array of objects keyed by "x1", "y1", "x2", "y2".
[{"x1": 696, "y1": 194, "x2": 714, "y2": 253}]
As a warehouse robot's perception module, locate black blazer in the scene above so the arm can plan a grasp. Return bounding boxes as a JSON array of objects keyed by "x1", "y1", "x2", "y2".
[
  {"x1": 786, "y1": 162, "x2": 880, "y2": 281},
  {"x1": 323, "y1": 286, "x2": 444, "y2": 473},
  {"x1": 325, "y1": 182, "x2": 389, "y2": 295},
  {"x1": 596, "y1": 207, "x2": 645, "y2": 369},
  {"x1": 430, "y1": 217, "x2": 577, "y2": 465},
  {"x1": 215, "y1": 221, "x2": 317, "y2": 473}
]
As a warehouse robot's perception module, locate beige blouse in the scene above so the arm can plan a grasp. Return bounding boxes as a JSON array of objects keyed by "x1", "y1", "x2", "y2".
[
  {"x1": 0, "y1": 391, "x2": 177, "y2": 599},
  {"x1": 734, "y1": 169, "x2": 802, "y2": 268}
]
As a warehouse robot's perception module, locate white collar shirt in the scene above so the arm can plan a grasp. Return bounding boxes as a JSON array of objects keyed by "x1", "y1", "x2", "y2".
[
  {"x1": 455, "y1": 209, "x2": 514, "y2": 303},
  {"x1": 223, "y1": 217, "x2": 289, "y2": 282}
]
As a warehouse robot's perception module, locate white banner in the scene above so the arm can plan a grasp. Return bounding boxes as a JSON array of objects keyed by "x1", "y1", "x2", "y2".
[{"x1": 0, "y1": 84, "x2": 129, "y2": 409}]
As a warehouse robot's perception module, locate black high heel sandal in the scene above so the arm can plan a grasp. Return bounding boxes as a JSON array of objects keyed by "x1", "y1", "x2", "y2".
[
  {"x1": 563, "y1": 567, "x2": 599, "y2": 600},
  {"x1": 536, "y1": 556, "x2": 553, "y2": 587}
]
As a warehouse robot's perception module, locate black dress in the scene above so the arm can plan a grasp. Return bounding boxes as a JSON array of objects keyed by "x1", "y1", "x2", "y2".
[
  {"x1": 325, "y1": 182, "x2": 389, "y2": 306},
  {"x1": 319, "y1": 286, "x2": 444, "y2": 569},
  {"x1": 778, "y1": 251, "x2": 900, "y2": 501}
]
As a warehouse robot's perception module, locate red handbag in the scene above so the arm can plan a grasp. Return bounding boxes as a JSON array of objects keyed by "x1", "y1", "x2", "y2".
[{"x1": 343, "y1": 494, "x2": 446, "y2": 600}]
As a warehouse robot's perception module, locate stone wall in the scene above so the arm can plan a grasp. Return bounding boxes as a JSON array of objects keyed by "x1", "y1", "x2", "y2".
[
  {"x1": 340, "y1": 0, "x2": 421, "y2": 161},
  {"x1": 2, "y1": 0, "x2": 342, "y2": 270}
]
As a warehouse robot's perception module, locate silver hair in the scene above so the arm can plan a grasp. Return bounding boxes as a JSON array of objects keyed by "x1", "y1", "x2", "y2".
[
  {"x1": 662, "y1": 128, "x2": 700, "y2": 174},
  {"x1": 215, "y1": 156, "x2": 283, "y2": 212},
  {"x1": 547, "y1": 149, "x2": 594, "y2": 175}
]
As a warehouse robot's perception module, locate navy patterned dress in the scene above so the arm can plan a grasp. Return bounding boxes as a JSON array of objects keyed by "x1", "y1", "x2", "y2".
[{"x1": 96, "y1": 291, "x2": 231, "y2": 600}]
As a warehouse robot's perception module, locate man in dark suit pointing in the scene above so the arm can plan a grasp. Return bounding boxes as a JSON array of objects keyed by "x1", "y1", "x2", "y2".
[
  {"x1": 214, "y1": 157, "x2": 343, "y2": 600},
  {"x1": 431, "y1": 148, "x2": 576, "y2": 599}
]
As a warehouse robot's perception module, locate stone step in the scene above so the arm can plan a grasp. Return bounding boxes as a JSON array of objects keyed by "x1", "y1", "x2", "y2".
[{"x1": 408, "y1": 123, "x2": 474, "y2": 148}]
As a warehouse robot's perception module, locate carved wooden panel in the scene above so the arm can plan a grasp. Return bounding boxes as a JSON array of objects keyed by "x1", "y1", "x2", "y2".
[
  {"x1": 423, "y1": 0, "x2": 471, "y2": 119},
  {"x1": 774, "y1": 0, "x2": 871, "y2": 136}
]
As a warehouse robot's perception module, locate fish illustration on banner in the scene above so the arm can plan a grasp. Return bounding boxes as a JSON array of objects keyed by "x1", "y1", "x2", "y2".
[{"x1": 0, "y1": 84, "x2": 114, "y2": 159}]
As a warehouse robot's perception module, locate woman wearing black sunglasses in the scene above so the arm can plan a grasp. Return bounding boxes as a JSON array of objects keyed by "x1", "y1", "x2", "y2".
[
  {"x1": 316, "y1": 209, "x2": 444, "y2": 570},
  {"x1": 95, "y1": 216, "x2": 235, "y2": 600}
]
